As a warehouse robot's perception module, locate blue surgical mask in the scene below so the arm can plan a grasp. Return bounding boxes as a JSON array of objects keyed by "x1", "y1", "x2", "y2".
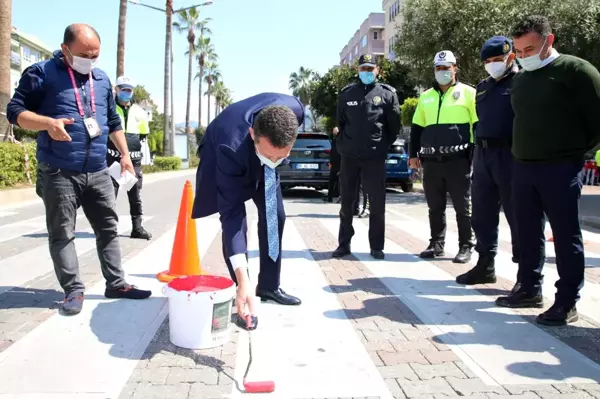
[
  {"x1": 435, "y1": 70, "x2": 453, "y2": 86},
  {"x1": 118, "y1": 91, "x2": 133, "y2": 103},
  {"x1": 256, "y1": 150, "x2": 284, "y2": 169},
  {"x1": 359, "y1": 71, "x2": 376, "y2": 85},
  {"x1": 517, "y1": 37, "x2": 548, "y2": 71}
]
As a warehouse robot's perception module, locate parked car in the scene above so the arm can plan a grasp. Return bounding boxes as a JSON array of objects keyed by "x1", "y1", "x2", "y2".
[
  {"x1": 386, "y1": 138, "x2": 413, "y2": 192},
  {"x1": 278, "y1": 132, "x2": 332, "y2": 191}
]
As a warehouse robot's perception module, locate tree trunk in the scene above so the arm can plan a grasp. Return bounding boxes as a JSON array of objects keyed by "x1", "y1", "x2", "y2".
[
  {"x1": 185, "y1": 31, "x2": 193, "y2": 134},
  {"x1": 198, "y1": 63, "x2": 203, "y2": 127},
  {"x1": 170, "y1": 40, "x2": 175, "y2": 156},
  {"x1": 214, "y1": 99, "x2": 217, "y2": 119},
  {"x1": 206, "y1": 82, "x2": 211, "y2": 125},
  {"x1": 0, "y1": 0, "x2": 12, "y2": 136},
  {"x1": 163, "y1": 0, "x2": 172, "y2": 156},
  {"x1": 116, "y1": 0, "x2": 127, "y2": 78}
]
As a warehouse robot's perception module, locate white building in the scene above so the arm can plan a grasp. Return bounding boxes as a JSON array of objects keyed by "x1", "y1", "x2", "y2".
[
  {"x1": 382, "y1": 0, "x2": 404, "y2": 60},
  {"x1": 10, "y1": 27, "x2": 53, "y2": 96}
]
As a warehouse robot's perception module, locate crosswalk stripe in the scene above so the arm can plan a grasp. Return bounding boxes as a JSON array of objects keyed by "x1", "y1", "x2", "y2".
[
  {"x1": 0, "y1": 215, "x2": 153, "y2": 296},
  {"x1": 0, "y1": 217, "x2": 222, "y2": 398},
  {"x1": 230, "y1": 220, "x2": 393, "y2": 398},
  {"x1": 0, "y1": 215, "x2": 48, "y2": 245},
  {"x1": 320, "y1": 218, "x2": 600, "y2": 385},
  {"x1": 388, "y1": 209, "x2": 600, "y2": 326}
]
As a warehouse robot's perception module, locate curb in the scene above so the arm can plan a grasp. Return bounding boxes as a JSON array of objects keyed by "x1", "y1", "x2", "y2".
[{"x1": 0, "y1": 168, "x2": 196, "y2": 210}]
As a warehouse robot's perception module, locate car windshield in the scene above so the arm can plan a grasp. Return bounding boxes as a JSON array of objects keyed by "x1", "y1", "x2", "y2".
[{"x1": 294, "y1": 133, "x2": 330, "y2": 149}]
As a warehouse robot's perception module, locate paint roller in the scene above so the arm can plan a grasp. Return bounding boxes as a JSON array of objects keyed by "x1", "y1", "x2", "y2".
[{"x1": 236, "y1": 314, "x2": 276, "y2": 394}]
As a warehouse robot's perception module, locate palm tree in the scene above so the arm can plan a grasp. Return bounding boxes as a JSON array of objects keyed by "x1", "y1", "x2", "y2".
[
  {"x1": 0, "y1": 0, "x2": 12, "y2": 136},
  {"x1": 211, "y1": 81, "x2": 231, "y2": 117},
  {"x1": 195, "y1": 36, "x2": 217, "y2": 126},
  {"x1": 174, "y1": 8, "x2": 211, "y2": 134},
  {"x1": 289, "y1": 66, "x2": 318, "y2": 131},
  {"x1": 203, "y1": 61, "x2": 221, "y2": 125},
  {"x1": 163, "y1": 0, "x2": 173, "y2": 156},
  {"x1": 116, "y1": 0, "x2": 127, "y2": 77}
]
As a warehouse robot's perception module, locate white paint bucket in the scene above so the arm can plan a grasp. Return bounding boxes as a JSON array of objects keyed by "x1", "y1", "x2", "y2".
[{"x1": 162, "y1": 275, "x2": 235, "y2": 349}]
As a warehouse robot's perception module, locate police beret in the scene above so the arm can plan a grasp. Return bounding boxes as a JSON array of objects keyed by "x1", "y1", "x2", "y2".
[
  {"x1": 480, "y1": 36, "x2": 512, "y2": 61},
  {"x1": 358, "y1": 53, "x2": 377, "y2": 67}
]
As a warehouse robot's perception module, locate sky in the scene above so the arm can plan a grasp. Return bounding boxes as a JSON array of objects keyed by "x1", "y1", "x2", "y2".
[{"x1": 11, "y1": 0, "x2": 384, "y2": 127}]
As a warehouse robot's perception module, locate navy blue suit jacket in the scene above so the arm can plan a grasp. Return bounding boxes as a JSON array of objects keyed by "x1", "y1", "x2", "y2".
[{"x1": 191, "y1": 92, "x2": 304, "y2": 259}]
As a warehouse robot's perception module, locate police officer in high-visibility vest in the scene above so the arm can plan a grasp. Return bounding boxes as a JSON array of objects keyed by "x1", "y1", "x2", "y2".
[
  {"x1": 107, "y1": 76, "x2": 152, "y2": 240},
  {"x1": 409, "y1": 50, "x2": 478, "y2": 264},
  {"x1": 456, "y1": 36, "x2": 520, "y2": 287}
]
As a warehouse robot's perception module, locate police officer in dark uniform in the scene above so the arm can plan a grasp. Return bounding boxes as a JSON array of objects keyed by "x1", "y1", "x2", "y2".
[
  {"x1": 456, "y1": 36, "x2": 520, "y2": 286},
  {"x1": 332, "y1": 54, "x2": 401, "y2": 260}
]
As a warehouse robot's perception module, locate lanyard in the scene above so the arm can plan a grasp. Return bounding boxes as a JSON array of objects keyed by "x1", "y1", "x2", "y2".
[{"x1": 67, "y1": 67, "x2": 96, "y2": 118}]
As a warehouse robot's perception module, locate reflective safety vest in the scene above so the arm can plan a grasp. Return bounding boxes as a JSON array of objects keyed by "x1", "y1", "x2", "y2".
[
  {"x1": 412, "y1": 82, "x2": 478, "y2": 158},
  {"x1": 116, "y1": 103, "x2": 149, "y2": 134},
  {"x1": 595, "y1": 150, "x2": 600, "y2": 165}
]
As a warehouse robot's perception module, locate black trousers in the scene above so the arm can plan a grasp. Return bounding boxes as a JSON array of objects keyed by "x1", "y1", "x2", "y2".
[
  {"x1": 112, "y1": 163, "x2": 144, "y2": 228},
  {"x1": 422, "y1": 157, "x2": 474, "y2": 247},
  {"x1": 514, "y1": 160, "x2": 584, "y2": 306},
  {"x1": 338, "y1": 156, "x2": 386, "y2": 250},
  {"x1": 471, "y1": 146, "x2": 519, "y2": 261},
  {"x1": 327, "y1": 160, "x2": 340, "y2": 201},
  {"x1": 222, "y1": 176, "x2": 284, "y2": 292}
]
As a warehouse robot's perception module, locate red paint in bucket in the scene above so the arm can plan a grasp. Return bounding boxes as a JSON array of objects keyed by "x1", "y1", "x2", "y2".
[{"x1": 168, "y1": 275, "x2": 234, "y2": 293}]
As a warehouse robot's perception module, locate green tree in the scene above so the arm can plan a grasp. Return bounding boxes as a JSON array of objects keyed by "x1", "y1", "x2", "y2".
[{"x1": 395, "y1": 0, "x2": 600, "y2": 87}]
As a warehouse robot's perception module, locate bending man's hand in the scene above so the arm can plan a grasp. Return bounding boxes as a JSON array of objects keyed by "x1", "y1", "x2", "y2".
[{"x1": 236, "y1": 280, "x2": 256, "y2": 328}]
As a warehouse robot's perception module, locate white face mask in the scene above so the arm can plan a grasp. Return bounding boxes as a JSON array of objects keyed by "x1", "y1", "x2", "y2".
[
  {"x1": 485, "y1": 60, "x2": 508, "y2": 79},
  {"x1": 435, "y1": 70, "x2": 453, "y2": 86},
  {"x1": 517, "y1": 37, "x2": 547, "y2": 71},
  {"x1": 256, "y1": 150, "x2": 284, "y2": 169},
  {"x1": 66, "y1": 47, "x2": 97, "y2": 75}
]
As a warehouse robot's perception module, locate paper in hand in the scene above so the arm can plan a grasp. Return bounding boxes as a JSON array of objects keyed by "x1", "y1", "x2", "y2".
[{"x1": 108, "y1": 162, "x2": 138, "y2": 192}]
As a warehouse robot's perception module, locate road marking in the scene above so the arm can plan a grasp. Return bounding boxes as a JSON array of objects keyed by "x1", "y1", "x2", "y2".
[
  {"x1": 0, "y1": 215, "x2": 153, "y2": 296},
  {"x1": 388, "y1": 210, "x2": 600, "y2": 329},
  {"x1": 0, "y1": 216, "x2": 48, "y2": 245},
  {"x1": 0, "y1": 217, "x2": 222, "y2": 399},
  {"x1": 322, "y1": 218, "x2": 600, "y2": 385},
  {"x1": 230, "y1": 220, "x2": 393, "y2": 398}
]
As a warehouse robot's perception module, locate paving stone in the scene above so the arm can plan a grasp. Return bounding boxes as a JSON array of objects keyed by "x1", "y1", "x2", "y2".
[
  {"x1": 378, "y1": 364, "x2": 420, "y2": 381},
  {"x1": 537, "y1": 394, "x2": 595, "y2": 399},
  {"x1": 363, "y1": 329, "x2": 408, "y2": 342},
  {"x1": 379, "y1": 350, "x2": 430, "y2": 366},
  {"x1": 410, "y1": 363, "x2": 466, "y2": 380},
  {"x1": 553, "y1": 385, "x2": 582, "y2": 394},
  {"x1": 420, "y1": 349, "x2": 459, "y2": 365},
  {"x1": 166, "y1": 361, "x2": 220, "y2": 386},
  {"x1": 129, "y1": 367, "x2": 170, "y2": 384},
  {"x1": 445, "y1": 377, "x2": 508, "y2": 396},
  {"x1": 402, "y1": 328, "x2": 434, "y2": 341},
  {"x1": 392, "y1": 339, "x2": 438, "y2": 352},
  {"x1": 131, "y1": 382, "x2": 191, "y2": 399},
  {"x1": 454, "y1": 361, "x2": 478, "y2": 378},
  {"x1": 189, "y1": 382, "x2": 232, "y2": 398},
  {"x1": 504, "y1": 385, "x2": 561, "y2": 395},
  {"x1": 364, "y1": 340, "x2": 396, "y2": 352},
  {"x1": 385, "y1": 378, "x2": 407, "y2": 399},
  {"x1": 397, "y1": 377, "x2": 457, "y2": 397},
  {"x1": 117, "y1": 382, "x2": 137, "y2": 399}
]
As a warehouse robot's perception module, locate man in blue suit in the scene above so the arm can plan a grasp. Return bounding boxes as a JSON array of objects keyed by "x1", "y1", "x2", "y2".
[{"x1": 192, "y1": 93, "x2": 304, "y2": 321}]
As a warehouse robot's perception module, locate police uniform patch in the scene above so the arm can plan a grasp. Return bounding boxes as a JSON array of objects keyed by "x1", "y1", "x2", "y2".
[
  {"x1": 364, "y1": 54, "x2": 372, "y2": 62},
  {"x1": 503, "y1": 43, "x2": 510, "y2": 53},
  {"x1": 453, "y1": 90, "x2": 461, "y2": 100},
  {"x1": 439, "y1": 51, "x2": 446, "y2": 59},
  {"x1": 373, "y1": 96, "x2": 382, "y2": 105}
]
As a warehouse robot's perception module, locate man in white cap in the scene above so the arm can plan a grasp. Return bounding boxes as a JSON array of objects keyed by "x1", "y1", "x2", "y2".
[
  {"x1": 107, "y1": 76, "x2": 152, "y2": 240},
  {"x1": 408, "y1": 50, "x2": 478, "y2": 263}
]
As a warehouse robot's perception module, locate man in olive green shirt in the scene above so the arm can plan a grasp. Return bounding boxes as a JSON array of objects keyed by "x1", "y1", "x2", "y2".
[{"x1": 495, "y1": 15, "x2": 600, "y2": 326}]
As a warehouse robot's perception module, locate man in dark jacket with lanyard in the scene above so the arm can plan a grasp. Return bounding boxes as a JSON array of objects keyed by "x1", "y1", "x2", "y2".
[
  {"x1": 107, "y1": 76, "x2": 152, "y2": 240},
  {"x1": 332, "y1": 54, "x2": 401, "y2": 260},
  {"x1": 456, "y1": 36, "x2": 520, "y2": 287},
  {"x1": 6, "y1": 24, "x2": 151, "y2": 316},
  {"x1": 409, "y1": 50, "x2": 478, "y2": 264}
]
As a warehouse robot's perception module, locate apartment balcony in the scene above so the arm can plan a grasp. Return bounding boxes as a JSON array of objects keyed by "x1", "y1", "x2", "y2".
[{"x1": 370, "y1": 39, "x2": 385, "y2": 54}]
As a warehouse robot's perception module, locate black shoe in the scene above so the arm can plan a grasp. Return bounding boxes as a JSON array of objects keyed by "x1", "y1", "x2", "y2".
[
  {"x1": 131, "y1": 227, "x2": 152, "y2": 240},
  {"x1": 370, "y1": 249, "x2": 384, "y2": 259},
  {"x1": 456, "y1": 253, "x2": 495, "y2": 285},
  {"x1": 332, "y1": 246, "x2": 351, "y2": 258},
  {"x1": 105, "y1": 284, "x2": 152, "y2": 300},
  {"x1": 256, "y1": 288, "x2": 301, "y2": 305},
  {"x1": 511, "y1": 281, "x2": 522, "y2": 294},
  {"x1": 453, "y1": 246, "x2": 473, "y2": 264},
  {"x1": 537, "y1": 303, "x2": 578, "y2": 326},
  {"x1": 496, "y1": 289, "x2": 543, "y2": 308},
  {"x1": 419, "y1": 242, "x2": 444, "y2": 259},
  {"x1": 61, "y1": 290, "x2": 84, "y2": 315}
]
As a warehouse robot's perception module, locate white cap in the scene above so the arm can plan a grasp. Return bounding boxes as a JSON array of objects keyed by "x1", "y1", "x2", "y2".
[
  {"x1": 116, "y1": 76, "x2": 134, "y2": 88},
  {"x1": 433, "y1": 50, "x2": 457, "y2": 66}
]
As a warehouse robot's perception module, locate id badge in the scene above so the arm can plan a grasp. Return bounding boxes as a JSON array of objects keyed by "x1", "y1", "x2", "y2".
[{"x1": 84, "y1": 117, "x2": 101, "y2": 138}]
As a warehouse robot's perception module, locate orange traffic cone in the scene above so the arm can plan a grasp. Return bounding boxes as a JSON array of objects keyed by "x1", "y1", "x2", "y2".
[{"x1": 157, "y1": 180, "x2": 202, "y2": 282}]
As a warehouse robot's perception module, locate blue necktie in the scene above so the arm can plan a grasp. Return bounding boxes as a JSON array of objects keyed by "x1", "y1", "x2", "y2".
[{"x1": 264, "y1": 166, "x2": 279, "y2": 262}]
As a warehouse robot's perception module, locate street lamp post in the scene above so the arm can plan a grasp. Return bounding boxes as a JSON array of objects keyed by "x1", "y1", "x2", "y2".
[{"x1": 128, "y1": 0, "x2": 213, "y2": 157}]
